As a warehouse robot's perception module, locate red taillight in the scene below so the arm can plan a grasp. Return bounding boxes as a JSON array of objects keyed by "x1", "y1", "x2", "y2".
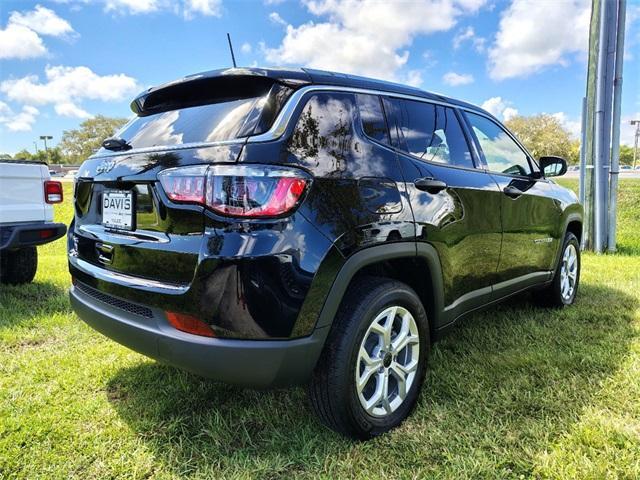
[
  {"x1": 165, "y1": 311, "x2": 215, "y2": 337},
  {"x1": 44, "y1": 180, "x2": 63, "y2": 204},
  {"x1": 159, "y1": 167, "x2": 207, "y2": 203},
  {"x1": 158, "y1": 165, "x2": 310, "y2": 218},
  {"x1": 38, "y1": 229, "x2": 55, "y2": 239}
]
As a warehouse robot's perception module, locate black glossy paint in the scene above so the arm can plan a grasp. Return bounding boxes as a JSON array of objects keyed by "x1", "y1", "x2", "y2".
[{"x1": 68, "y1": 67, "x2": 583, "y2": 353}]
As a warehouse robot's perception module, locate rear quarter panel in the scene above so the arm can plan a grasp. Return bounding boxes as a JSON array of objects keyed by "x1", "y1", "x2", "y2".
[{"x1": 0, "y1": 163, "x2": 49, "y2": 223}]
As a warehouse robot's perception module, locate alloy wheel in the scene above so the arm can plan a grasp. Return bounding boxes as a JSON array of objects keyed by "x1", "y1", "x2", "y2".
[
  {"x1": 560, "y1": 243, "x2": 578, "y2": 301},
  {"x1": 355, "y1": 305, "x2": 420, "y2": 417}
]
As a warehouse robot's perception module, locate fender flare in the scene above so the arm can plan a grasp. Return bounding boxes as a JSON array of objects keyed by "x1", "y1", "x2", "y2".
[{"x1": 314, "y1": 242, "x2": 445, "y2": 331}]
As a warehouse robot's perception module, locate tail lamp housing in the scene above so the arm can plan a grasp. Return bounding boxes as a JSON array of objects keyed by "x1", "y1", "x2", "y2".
[
  {"x1": 44, "y1": 180, "x2": 63, "y2": 204},
  {"x1": 158, "y1": 164, "x2": 310, "y2": 218}
]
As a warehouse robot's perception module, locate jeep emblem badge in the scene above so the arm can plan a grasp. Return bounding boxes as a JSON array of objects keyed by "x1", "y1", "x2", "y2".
[{"x1": 96, "y1": 159, "x2": 116, "y2": 174}]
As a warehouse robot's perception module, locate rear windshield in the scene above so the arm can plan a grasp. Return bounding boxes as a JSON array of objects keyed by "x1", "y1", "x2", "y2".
[{"x1": 106, "y1": 97, "x2": 261, "y2": 151}]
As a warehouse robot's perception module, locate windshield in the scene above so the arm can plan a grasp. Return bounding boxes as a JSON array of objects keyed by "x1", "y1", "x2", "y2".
[{"x1": 105, "y1": 97, "x2": 262, "y2": 151}]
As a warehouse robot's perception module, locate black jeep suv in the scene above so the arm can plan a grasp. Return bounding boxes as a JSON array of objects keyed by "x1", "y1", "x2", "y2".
[{"x1": 68, "y1": 67, "x2": 582, "y2": 439}]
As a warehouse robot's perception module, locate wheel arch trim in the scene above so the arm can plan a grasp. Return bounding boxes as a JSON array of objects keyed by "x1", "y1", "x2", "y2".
[{"x1": 314, "y1": 242, "x2": 445, "y2": 331}]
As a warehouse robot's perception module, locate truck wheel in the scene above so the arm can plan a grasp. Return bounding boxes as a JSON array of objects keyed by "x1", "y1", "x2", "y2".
[
  {"x1": 538, "y1": 232, "x2": 580, "y2": 307},
  {"x1": 0, "y1": 247, "x2": 38, "y2": 285},
  {"x1": 308, "y1": 276, "x2": 429, "y2": 439}
]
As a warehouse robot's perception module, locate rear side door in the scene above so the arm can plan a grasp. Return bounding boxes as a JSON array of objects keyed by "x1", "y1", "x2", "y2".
[
  {"x1": 382, "y1": 97, "x2": 502, "y2": 320},
  {"x1": 462, "y1": 111, "x2": 561, "y2": 290}
]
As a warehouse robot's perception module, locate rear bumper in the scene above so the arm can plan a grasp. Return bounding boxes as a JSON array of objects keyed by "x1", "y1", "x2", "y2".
[
  {"x1": 0, "y1": 222, "x2": 67, "y2": 250},
  {"x1": 69, "y1": 283, "x2": 329, "y2": 388}
]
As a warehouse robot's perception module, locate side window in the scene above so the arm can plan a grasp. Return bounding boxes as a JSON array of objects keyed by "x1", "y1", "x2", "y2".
[
  {"x1": 287, "y1": 92, "x2": 355, "y2": 174},
  {"x1": 466, "y1": 112, "x2": 532, "y2": 176},
  {"x1": 384, "y1": 98, "x2": 474, "y2": 169},
  {"x1": 355, "y1": 94, "x2": 389, "y2": 144}
]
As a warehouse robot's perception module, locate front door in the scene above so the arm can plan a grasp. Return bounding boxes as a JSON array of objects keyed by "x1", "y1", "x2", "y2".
[{"x1": 462, "y1": 111, "x2": 561, "y2": 291}]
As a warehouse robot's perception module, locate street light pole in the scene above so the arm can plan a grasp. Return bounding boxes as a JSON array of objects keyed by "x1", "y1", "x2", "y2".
[
  {"x1": 39, "y1": 135, "x2": 53, "y2": 162},
  {"x1": 632, "y1": 120, "x2": 640, "y2": 169}
]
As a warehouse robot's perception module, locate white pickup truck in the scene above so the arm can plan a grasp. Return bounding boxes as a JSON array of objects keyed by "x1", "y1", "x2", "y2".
[{"x1": 0, "y1": 160, "x2": 67, "y2": 284}]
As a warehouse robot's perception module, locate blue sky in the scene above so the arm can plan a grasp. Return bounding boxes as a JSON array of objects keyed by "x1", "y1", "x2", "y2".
[{"x1": 1, "y1": 0, "x2": 639, "y2": 155}]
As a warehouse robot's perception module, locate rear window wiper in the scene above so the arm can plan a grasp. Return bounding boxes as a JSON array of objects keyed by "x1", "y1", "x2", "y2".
[{"x1": 102, "y1": 137, "x2": 132, "y2": 151}]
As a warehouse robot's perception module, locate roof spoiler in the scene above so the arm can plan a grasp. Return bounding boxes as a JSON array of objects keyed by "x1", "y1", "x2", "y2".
[{"x1": 130, "y1": 67, "x2": 312, "y2": 116}]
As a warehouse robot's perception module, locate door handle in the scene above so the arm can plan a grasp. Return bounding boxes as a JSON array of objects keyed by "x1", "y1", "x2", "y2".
[
  {"x1": 414, "y1": 177, "x2": 447, "y2": 194},
  {"x1": 503, "y1": 185, "x2": 523, "y2": 198}
]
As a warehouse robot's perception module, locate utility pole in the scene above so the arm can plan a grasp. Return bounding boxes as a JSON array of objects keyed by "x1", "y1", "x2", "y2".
[
  {"x1": 607, "y1": 0, "x2": 626, "y2": 252},
  {"x1": 33, "y1": 141, "x2": 39, "y2": 154},
  {"x1": 632, "y1": 120, "x2": 640, "y2": 169},
  {"x1": 39, "y1": 135, "x2": 52, "y2": 162},
  {"x1": 581, "y1": 0, "x2": 626, "y2": 253}
]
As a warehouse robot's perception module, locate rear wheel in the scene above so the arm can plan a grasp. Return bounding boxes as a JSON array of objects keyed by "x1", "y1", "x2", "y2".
[
  {"x1": 0, "y1": 247, "x2": 38, "y2": 285},
  {"x1": 308, "y1": 276, "x2": 429, "y2": 439},
  {"x1": 539, "y1": 232, "x2": 580, "y2": 307}
]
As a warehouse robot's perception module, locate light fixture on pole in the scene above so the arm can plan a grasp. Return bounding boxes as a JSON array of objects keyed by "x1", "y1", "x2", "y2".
[{"x1": 631, "y1": 120, "x2": 640, "y2": 170}]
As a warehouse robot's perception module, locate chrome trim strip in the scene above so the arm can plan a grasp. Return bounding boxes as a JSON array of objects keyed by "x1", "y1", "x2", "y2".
[
  {"x1": 245, "y1": 84, "x2": 538, "y2": 166},
  {"x1": 247, "y1": 85, "x2": 470, "y2": 144},
  {"x1": 69, "y1": 256, "x2": 189, "y2": 294},
  {"x1": 88, "y1": 138, "x2": 248, "y2": 159}
]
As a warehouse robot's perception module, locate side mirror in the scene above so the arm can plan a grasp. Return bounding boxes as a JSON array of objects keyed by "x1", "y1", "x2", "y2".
[{"x1": 539, "y1": 156, "x2": 567, "y2": 177}]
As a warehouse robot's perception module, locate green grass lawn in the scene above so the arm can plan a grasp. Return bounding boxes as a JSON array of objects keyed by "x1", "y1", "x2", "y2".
[{"x1": 1, "y1": 180, "x2": 639, "y2": 479}]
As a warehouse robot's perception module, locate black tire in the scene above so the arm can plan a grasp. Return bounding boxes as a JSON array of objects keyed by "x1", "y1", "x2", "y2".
[
  {"x1": 308, "y1": 276, "x2": 430, "y2": 439},
  {"x1": 538, "y1": 232, "x2": 580, "y2": 307},
  {"x1": 0, "y1": 247, "x2": 38, "y2": 285}
]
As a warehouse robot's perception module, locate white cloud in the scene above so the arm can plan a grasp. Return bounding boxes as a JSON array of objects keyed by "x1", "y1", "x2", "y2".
[
  {"x1": 502, "y1": 107, "x2": 518, "y2": 122},
  {"x1": 405, "y1": 70, "x2": 424, "y2": 87},
  {"x1": 105, "y1": 0, "x2": 161, "y2": 14},
  {"x1": 9, "y1": 5, "x2": 75, "y2": 37},
  {"x1": 102, "y1": 0, "x2": 223, "y2": 17},
  {"x1": 442, "y1": 71, "x2": 474, "y2": 86},
  {"x1": 0, "y1": 24, "x2": 47, "y2": 60},
  {"x1": 1, "y1": 105, "x2": 40, "y2": 132},
  {"x1": 453, "y1": 26, "x2": 473, "y2": 49},
  {"x1": 1, "y1": 65, "x2": 138, "y2": 123},
  {"x1": 183, "y1": 0, "x2": 222, "y2": 19},
  {"x1": 55, "y1": 102, "x2": 92, "y2": 118},
  {"x1": 269, "y1": 12, "x2": 287, "y2": 26},
  {"x1": 0, "y1": 101, "x2": 13, "y2": 122},
  {"x1": 488, "y1": 0, "x2": 590, "y2": 80},
  {"x1": 552, "y1": 112, "x2": 581, "y2": 138},
  {"x1": 481, "y1": 96, "x2": 518, "y2": 120},
  {"x1": 453, "y1": 26, "x2": 485, "y2": 52},
  {"x1": 1, "y1": 65, "x2": 138, "y2": 105},
  {"x1": 241, "y1": 42, "x2": 252, "y2": 54},
  {"x1": 264, "y1": 0, "x2": 486, "y2": 82},
  {"x1": 0, "y1": 5, "x2": 75, "y2": 60}
]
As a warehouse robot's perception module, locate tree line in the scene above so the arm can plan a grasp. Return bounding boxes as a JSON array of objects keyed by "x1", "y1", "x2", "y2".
[
  {"x1": 504, "y1": 114, "x2": 635, "y2": 166},
  {"x1": 1, "y1": 113, "x2": 636, "y2": 166}
]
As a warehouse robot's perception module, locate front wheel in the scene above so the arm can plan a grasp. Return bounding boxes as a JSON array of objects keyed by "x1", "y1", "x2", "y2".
[
  {"x1": 307, "y1": 276, "x2": 429, "y2": 439},
  {"x1": 539, "y1": 232, "x2": 580, "y2": 307}
]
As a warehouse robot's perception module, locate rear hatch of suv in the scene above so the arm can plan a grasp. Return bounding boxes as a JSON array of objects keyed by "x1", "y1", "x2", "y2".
[{"x1": 70, "y1": 72, "x2": 303, "y2": 286}]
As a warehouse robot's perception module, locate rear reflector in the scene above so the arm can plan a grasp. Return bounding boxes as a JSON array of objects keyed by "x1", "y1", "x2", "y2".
[
  {"x1": 158, "y1": 164, "x2": 310, "y2": 218},
  {"x1": 44, "y1": 180, "x2": 63, "y2": 204},
  {"x1": 38, "y1": 229, "x2": 55, "y2": 239},
  {"x1": 165, "y1": 311, "x2": 215, "y2": 337}
]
